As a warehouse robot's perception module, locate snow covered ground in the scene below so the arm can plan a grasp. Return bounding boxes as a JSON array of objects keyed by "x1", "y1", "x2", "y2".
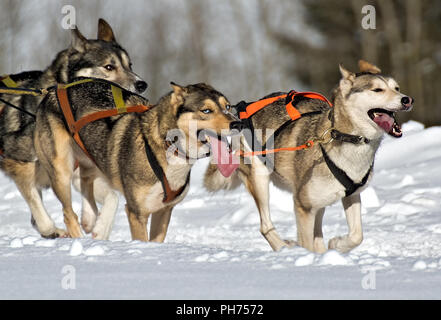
[{"x1": 0, "y1": 121, "x2": 440, "y2": 299}]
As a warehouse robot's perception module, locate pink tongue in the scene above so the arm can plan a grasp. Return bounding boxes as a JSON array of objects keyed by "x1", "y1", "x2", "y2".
[
  {"x1": 210, "y1": 137, "x2": 239, "y2": 177},
  {"x1": 373, "y1": 113, "x2": 394, "y2": 133}
]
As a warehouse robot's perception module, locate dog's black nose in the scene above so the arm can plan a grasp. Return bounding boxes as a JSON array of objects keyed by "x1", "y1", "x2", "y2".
[
  {"x1": 401, "y1": 96, "x2": 413, "y2": 106},
  {"x1": 135, "y1": 80, "x2": 147, "y2": 93},
  {"x1": 230, "y1": 121, "x2": 244, "y2": 132}
]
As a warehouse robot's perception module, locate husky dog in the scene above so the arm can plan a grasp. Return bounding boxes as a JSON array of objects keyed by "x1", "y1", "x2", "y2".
[
  {"x1": 0, "y1": 19, "x2": 147, "y2": 239},
  {"x1": 34, "y1": 81, "x2": 239, "y2": 241},
  {"x1": 204, "y1": 61, "x2": 413, "y2": 253}
]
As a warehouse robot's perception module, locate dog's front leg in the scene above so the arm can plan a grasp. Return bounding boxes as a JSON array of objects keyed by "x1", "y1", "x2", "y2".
[
  {"x1": 328, "y1": 194, "x2": 363, "y2": 253},
  {"x1": 149, "y1": 206, "x2": 173, "y2": 243},
  {"x1": 294, "y1": 204, "x2": 318, "y2": 252},
  {"x1": 91, "y1": 177, "x2": 119, "y2": 240},
  {"x1": 77, "y1": 166, "x2": 98, "y2": 234},
  {"x1": 125, "y1": 204, "x2": 149, "y2": 241}
]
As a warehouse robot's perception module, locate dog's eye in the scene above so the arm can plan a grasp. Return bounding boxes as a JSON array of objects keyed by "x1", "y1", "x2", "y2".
[
  {"x1": 226, "y1": 104, "x2": 231, "y2": 111},
  {"x1": 104, "y1": 64, "x2": 115, "y2": 71},
  {"x1": 372, "y1": 88, "x2": 384, "y2": 93},
  {"x1": 395, "y1": 87, "x2": 400, "y2": 92},
  {"x1": 200, "y1": 109, "x2": 213, "y2": 114}
]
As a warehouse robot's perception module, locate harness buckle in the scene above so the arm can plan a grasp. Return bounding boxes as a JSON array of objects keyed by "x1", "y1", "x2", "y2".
[{"x1": 315, "y1": 127, "x2": 335, "y2": 145}]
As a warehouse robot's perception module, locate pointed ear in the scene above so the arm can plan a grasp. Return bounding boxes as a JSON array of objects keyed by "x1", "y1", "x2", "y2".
[
  {"x1": 97, "y1": 18, "x2": 116, "y2": 42},
  {"x1": 170, "y1": 82, "x2": 188, "y2": 107},
  {"x1": 358, "y1": 60, "x2": 381, "y2": 74},
  {"x1": 339, "y1": 64, "x2": 355, "y2": 96},
  {"x1": 71, "y1": 27, "x2": 88, "y2": 52},
  {"x1": 339, "y1": 64, "x2": 356, "y2": 81}
]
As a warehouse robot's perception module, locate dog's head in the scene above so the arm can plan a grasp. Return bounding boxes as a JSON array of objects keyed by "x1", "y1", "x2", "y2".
[
  {"x1": 336, "y1": 60, "x2": 413, "y2": 139},
  {"x1": 168, "y1": 82, "x2": 241, "y2": 162},
  {"x1": 64, "y1": 18, "x2": 147, "y2": 94}
]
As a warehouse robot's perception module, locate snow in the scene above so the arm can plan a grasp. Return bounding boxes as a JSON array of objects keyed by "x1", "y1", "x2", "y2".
[{"x1": 0, "y1": 121, "x2": 441, "y2": 299}]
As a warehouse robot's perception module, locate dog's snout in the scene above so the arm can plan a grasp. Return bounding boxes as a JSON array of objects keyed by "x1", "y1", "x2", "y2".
[
  {"x1": 401, "y1": 96, "x2": 410, "y2": 105},
  {"x1": 135, "y1": 80, "x2": 148, "y2": 93},
  {"x1": 401, "y1": 96, "x2": 413, "y2": 110},
  {"x1": 229, "y1": 121, "x2": 244, "y2": 132}
]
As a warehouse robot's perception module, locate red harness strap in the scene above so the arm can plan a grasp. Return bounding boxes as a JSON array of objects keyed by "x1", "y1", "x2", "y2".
[
  {"x1": 285, "y1": 90, "x2": 333, "y2": 120},
  {"x1": 239, "y1": 93, "x2": 288, "y2": 119},
  {"x1": 237, "y1": 90, "x2": 333, "y2": 157},
  {"x1": 239, "y1": 90, "x2": 333, "y2": 121},
  {"x1": 56, "y1": 85, "x2": 150, "y2": 163}
]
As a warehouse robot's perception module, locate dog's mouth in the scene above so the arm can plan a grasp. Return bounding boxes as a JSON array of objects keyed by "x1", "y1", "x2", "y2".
[
  {"x1": 368, "y1": 108, "x2": 402, "y2": 138},
  {"x1": 200, "y1": 130, "x2": 239, "y2": 178}
]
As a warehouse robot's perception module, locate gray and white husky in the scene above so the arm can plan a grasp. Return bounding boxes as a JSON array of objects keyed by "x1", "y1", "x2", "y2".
[
  {"x1": 204, "y1": 61, "x2": 413, "y2": 253},
  {"x1": 0, "y1": 19, "x2": 146, "y2": 239}
]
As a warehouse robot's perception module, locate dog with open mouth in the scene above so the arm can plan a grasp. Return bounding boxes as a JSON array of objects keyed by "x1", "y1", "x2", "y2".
[
  {"x1": 34, "y1": 80, "x2": 238, "y2": 242},
  {"x1": 204, "y1": 60, "x2": 413, "y2": 253}
]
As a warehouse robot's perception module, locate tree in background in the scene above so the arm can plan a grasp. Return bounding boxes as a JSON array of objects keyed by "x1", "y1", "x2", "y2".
[
  {"x1": 0, "y1": 0, "x2": 439, "y2": 126},
  {"x1": 270, "y1": 0, "x2": 441, "y2": 127}
]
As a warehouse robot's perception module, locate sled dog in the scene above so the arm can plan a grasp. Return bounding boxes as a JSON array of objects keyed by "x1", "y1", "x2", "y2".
[
  {"x1": 35, "y1": 81, "x2": 239, "y2": 241},
  {"x1": 0, "y1": 19, "x2": 146, "y2": 238},
  {"x1": 204, "y1": 61, "x2": 413, "y2": 253}
]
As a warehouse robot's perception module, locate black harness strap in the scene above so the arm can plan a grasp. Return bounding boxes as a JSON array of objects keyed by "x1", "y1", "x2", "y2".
[
  {"x1": 0, "y1": 97, "x2": 36, "y2": 119},
  {"x1": 320, "y1": 144, "x2": 372, "y2": 197},
  {"x1": 261, "y1": 111, "x2": 323, "y2": 151},
  {"x1": 235, "y1": 101, "x2": 268, "y2": 164},
  {"x1": 144, "y1": 137, "x2": 190, "y2": 203}
]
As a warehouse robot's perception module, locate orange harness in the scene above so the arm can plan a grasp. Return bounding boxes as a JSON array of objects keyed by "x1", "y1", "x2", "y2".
[
  {"x1": 55, "y1": 79, "x2": 150, "y2": 162},
  {"x1": 235, "y1": 90, "x2": 333, "y2": 157},
  {"x1": 55, "y1": 78, "x2": 188, "y2": 204},
  {"x1": 238, "y1": 90, "x2": 333, "y2": 121}
]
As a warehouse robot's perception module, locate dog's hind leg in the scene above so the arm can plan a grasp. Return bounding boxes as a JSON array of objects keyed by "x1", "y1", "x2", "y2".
[
  {"x1": 1, "y1": 159, "x2": 66, "y2": 238},
  {"x1": 125, "y1": 205, "x2": 149, "y2": 241},
  {"x1": 21, "y1": 184, "x2": 67, "y2": 238},
  {"x1": 328, "y1": 194, "x2": 363, "y2": 252},
  {"x1": 149, "y1": 206, "x2": 173, "y2": 243},
  {"x1": 242, "y1": 161, "x2": 291, "y2": 251}
]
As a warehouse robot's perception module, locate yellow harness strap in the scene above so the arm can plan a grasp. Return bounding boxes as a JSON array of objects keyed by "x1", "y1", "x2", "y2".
[
  {"x1": 58, "y1": 78, "x2": 94, "y2": 89},
  {"x1": 111, "y1": 85, "x2": 127, "y2": 114},
  {"x1": 0, "y1": 75, "x2": 18, "y2": 88}
]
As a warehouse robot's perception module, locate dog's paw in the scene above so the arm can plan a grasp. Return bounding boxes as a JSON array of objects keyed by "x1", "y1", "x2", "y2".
[
  {"x1": 42, "y1": 228, "x2": 68, "y2": 239},
  {"x1": 328, "y1": 235, "x2": 362, "y2": 253},
  {"x1": 81, "y1": 220, "x2": 95, "y2": 234},
  {"x1": 67, "y1": 224, "x2": 84, "y2": 239},
  {"x1": 283, "y1": 239, "x2": 297, "y2": 247},
  {"x1": 328, "y1": 236, "x2": 341, "y2": 250},
  {"x1": 81, "y1": 214, "x2": 96, "y2": 234},
  {"x1": 91, "y1": 223, "x2": 111, "y2": 241},
  {"x1": 91, "y1": 230, "x2": 108, "y2": 240}
]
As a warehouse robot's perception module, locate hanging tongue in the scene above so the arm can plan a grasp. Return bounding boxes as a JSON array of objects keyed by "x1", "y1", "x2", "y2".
[
  {"x1": 210, "y1": 136, "x2": 239, "y2": 177},
  {"x1": 372, "y1": 112, "x2": 395, "y2": 133}
]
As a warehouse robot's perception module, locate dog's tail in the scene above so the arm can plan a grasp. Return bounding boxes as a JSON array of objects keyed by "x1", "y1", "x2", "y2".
[{"x1": 203, "y1": 162, "x2": 242, "y2": 192}]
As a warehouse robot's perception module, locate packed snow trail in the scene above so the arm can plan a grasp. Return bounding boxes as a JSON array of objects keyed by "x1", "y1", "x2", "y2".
[{"x1": 0, "y1": 121, "x2": 440, "y2": 299}]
